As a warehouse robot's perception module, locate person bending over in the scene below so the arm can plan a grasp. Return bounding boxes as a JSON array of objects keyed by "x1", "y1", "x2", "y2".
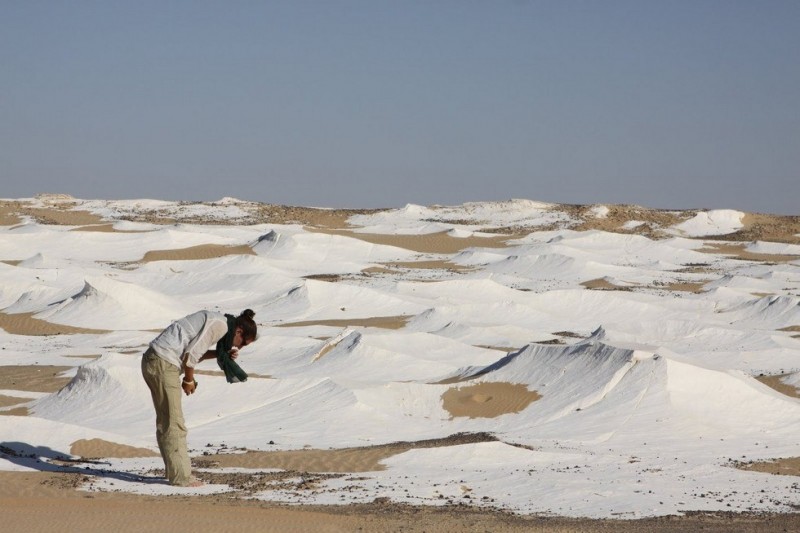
[{"x1": 141, "y1": 308, "x2": 257, "y2": 486}]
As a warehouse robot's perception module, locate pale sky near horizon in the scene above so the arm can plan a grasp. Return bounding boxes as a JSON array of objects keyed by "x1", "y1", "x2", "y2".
[{"x1": 2, "y1": 1, "x2": 798, "y2": 214}]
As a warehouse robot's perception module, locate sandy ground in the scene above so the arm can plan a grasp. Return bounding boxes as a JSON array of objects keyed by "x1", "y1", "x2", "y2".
[
  {"x1": 140, "y1": 243, "x2": 256, "y2": 262},
  {"x1": 699, "y1": 242, "x2": 800, "y2": 263},
  {"x1": 581, "y1": 278, "x2": 710, "y2": 294},
  {"x1": 756, "y1": 374, "x2": 800, "y2": 399},
  {"x1": 0, "y1": 202, "x2": 105, "y2": 227},
  {"x1": 0, "y1": 312, "x2": 110, "y2": 336},
  {"x1": 2, "y1": 470, "x2": 800, "y2": 533},
  {"x1": 3, "y1": 198, "x2": 800, "y2": 530},
  {"x1": 308, "y1": 227, "x2": 518, "y2": 254},
  {"x1": 440, "y1": 382, "x2": 542, "y2": 419}
]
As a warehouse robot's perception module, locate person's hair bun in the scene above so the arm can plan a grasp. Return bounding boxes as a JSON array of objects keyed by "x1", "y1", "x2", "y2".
[{"x1": 235, "y1": 309, "x2": 258, "y2": 341}]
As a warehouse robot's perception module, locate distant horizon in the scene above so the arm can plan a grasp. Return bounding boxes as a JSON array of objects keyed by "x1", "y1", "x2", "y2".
[{"x1": 6, "y1": 190, "x2": 796, "y2": 217}]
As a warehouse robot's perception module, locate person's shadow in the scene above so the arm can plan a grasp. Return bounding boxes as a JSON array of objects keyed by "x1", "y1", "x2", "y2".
[{"x1": 0, "y1": 441, "x2": 166, "y2": 485}]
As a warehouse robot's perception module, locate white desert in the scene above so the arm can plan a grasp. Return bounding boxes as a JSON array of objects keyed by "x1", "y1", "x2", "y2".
[{"x1": 1, "y1": 195, "x2": 799, "y2": 532}]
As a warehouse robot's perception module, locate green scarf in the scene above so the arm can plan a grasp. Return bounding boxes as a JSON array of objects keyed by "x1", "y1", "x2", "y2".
[{"x1": 216, "y1": 314, "x2": 248, "y2": 383}]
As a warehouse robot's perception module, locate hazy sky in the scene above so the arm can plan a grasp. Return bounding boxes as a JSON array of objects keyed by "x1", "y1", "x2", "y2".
[{"x1": 2, "y1": 1, "x2": 798, "y2": 214}]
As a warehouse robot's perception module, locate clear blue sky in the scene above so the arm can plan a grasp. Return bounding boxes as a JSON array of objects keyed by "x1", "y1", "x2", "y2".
[{"x1": 2, "y1": 1, "x2": 798, "y2": 214}]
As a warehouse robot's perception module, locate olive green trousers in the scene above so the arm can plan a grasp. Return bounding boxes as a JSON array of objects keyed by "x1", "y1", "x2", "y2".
[{"x1": 141, "y1": 349, "x2": 192, "y2": 486}]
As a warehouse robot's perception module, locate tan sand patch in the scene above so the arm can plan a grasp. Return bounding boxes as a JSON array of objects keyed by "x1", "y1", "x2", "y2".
[
  {"x1": 1, "y1": 260, "x2": 22, "y2": 266},
  {"x1": 651, "y1": 281, "x2": 708, "y2": 293},
  {"x1": 0, "y1": 195, "x2": 110, "y2": 227},
  {"x1": 0, "y1": 393, "x2": 30, "y2": 409},
  {"x1": 674, "y1": 264, "x2": 716, "y2": 274},
  {"x1": 302, "y1": 273, "x2": 347, "y2": 282},
  {"x1": 0, "y1": 311, "x2": 110, "y2": 336},
  {"x1": 70, "y1": 223, "x2": 118, "y2": 232},
  {"x1": 0, "y1": 201, "x2": 25, "y2": 225},
  {"x1": 21, "y1": 208, "x2": 105, "y2": 226},
  {"x1": 306, "y1": 228, "x2": 515, "y2": 254},
  {"x1": 257, "y1": 205, "x2": 379, "y2": 229},
  {"x1": 779, "y1": 325, "x2": 800, "y2": 333},
  {"x1": 566, "y1": 204, "x2": 694, "y2": 238},
  {"x1": 69, "y1": 223, "x2": 153, "y2": 233},
  {"x1": 70, "y1": 439, "x2": 159, "y2": 459},
  {"x1": 0, "y1": 365, "x2": 72, "y2": 393},
  {"x1": 114, "y1": 204, "x2": 380, "y2": 227},
  {"x1": 277, "y1": 316, "x2": 412, "y2": 330},
  {"x1": 699, "y1": 242, "x2": 800, "y2": 263},
  {"x1": 735, "y1": 457, "x2": 800, "y2": 477},
  {"x1": 756, "y1": 374, "x2": 800, "y2": 399},
  {"x1": 581, "y1": 278, "x2": 632, "y2": 291},
  {"x1": 361, "y1": 265, "x2": 401, "y2": 275},
  {"x1": 715, "y1": 213, "x2": 800, "y2": 245},
  {"x1": 207, "y1": 446, "x2": 396, "y2": 473},
  {"x1": 441, "y1": 382, "x2": 541, "y2": 419},
  {"x1": 200, "y1": 433, "x2": 497, "y2": 473},
  {"x1": 664, "y1": 282, "x2": 706, "y2": 293},
  {"x1": 140, "y1": 244, "x2": 255, "y2": 262},
  {"x1": 0, "y1": 406, "x2": 29, "y2": 416}
]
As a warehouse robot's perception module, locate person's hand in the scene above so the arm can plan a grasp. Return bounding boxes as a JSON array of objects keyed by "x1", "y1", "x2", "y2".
[
  {"x1": 230, "y1": 347, "x2": 239, "y2": 360},
  {"x1": 182, "y1": 378, "x2": 197, "y2": 395}
]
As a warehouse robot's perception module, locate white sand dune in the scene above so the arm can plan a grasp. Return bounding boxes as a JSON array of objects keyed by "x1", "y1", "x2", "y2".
[
  {"x1": 469, "y1": 339, "x2": 800, "y2": 440},
  {"x1": 720, "y1": 294, "x2": 800, "y2": 328},
  {"x1": 670, "y1": 209, "x2": 746, "y2": 237},
  {"x1": 35, "y1": 276, "x2": 195, "y2": 330},
  {"x1": 253, "y1": 228, "x2": 417, "y2": 269}
]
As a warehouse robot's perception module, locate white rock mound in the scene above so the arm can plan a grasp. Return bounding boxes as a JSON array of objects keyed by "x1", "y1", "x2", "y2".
[{"x1": 35, "y1": 276, "x2": 194, "y2": 330}]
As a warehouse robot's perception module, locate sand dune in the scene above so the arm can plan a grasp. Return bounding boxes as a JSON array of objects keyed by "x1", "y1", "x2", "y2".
[{"x1": 34, "y1": 277, "x2": 195, "y2": 330}]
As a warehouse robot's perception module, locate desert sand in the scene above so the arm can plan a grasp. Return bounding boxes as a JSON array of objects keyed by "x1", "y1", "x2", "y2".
[{"x1": 1, "y1": 196, "x2": 799, "y2": 531}]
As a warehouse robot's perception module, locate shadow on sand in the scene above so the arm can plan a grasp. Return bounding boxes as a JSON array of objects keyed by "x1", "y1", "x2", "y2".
[{"x1": 0, "y1": 441, "x2": 165, "y2": 485}]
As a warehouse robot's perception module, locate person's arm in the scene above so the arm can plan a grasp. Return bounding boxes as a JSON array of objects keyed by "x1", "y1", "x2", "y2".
[
  {"x1": 198, "y1": 350, "x2": 217, "y2": 362},
  {"x1": 181, "y1": 346, "x2": 240, "y2": 395},
  {"x1": 197, "y1": 347, "x2": 238, "y2": 362},
  {"x1": 199, "y1": 346, "x2": 239, "y2": 362},
  {"x1": 181, "y1": 357, "x2": 197, "y2": 395}
]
